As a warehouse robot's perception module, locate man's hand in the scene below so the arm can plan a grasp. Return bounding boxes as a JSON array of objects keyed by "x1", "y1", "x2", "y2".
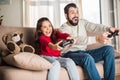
[
  {"x1": 109, "y1": 27, "x2": 120, "y2": 34},
  {"x1": 96, "y1": 32, "x2": 113, "y2": 44}
]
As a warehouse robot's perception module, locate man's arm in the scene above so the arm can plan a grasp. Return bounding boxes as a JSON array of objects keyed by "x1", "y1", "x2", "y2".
[
  {"x1": 83, "y1": 19, "x2": 110, "y2": 34},
  {"x1": 96, "y1": 27, "x2": 120, "y2": 44}
]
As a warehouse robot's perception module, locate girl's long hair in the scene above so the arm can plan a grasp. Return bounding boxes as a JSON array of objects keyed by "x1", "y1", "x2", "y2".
[{"x1": 35, "y1": 17, "x2": 55, "y2": 54}]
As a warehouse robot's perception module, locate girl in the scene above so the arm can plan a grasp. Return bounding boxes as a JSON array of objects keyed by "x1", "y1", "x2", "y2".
[{"x1": 35, "y1": 17, "x2": 79, "y2": 80}]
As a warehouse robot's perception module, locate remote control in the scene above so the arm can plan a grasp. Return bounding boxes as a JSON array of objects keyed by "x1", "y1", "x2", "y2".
[
  {"x1": 107, "y1": 30, "x2": 119, "y2": 38},
  {"x1": 59, "y1": 39, "x2": 74, "y2": 47}
]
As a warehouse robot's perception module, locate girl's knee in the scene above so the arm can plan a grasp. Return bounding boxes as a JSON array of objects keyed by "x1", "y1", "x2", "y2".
[
  {"x1": 52, "y1": 60, "x2": 60, "y2": 68},
  {"x1": 66, "y1": 58, "x2": 74, "y2": 62},
  {"x1": 61, "y1": 58, "x2": 76, "y2": 67}
]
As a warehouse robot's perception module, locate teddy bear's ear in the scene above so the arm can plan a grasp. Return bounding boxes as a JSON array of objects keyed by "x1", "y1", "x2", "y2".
[
  {"x1": 20, "y1": 33, "x2": 23, "y2": 38},
  {"x1": 2, "y1": 34, "x2": 8, "y2": 45}
]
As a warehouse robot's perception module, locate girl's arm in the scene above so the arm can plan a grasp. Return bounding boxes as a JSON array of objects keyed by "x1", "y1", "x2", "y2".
[
  {"x1": 56, "y1": 30, "x2": 70, "y2": 39},
  {"x1": 48, "y1": 40, "x2": 63, "y2": 50}
]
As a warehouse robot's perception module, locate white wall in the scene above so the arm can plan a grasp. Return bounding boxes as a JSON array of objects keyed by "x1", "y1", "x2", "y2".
[
  {"x1": 101, "y1": 0, "x2": 120, "y2": 51},
  {"x1": 101, "y1": 0, "x2": 114, "y2": 26},
  {"x1": 0, "y1": 0, "x2": 23, "y2": 27},
  {"x1": 113, "y1": 0, "x2": 120, "y2": 51}
]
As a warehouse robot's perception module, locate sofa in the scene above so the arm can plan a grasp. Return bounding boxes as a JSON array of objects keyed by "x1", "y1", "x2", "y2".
[{"x1": 0, "y1": 26, "x2": 120, "y2": 80}]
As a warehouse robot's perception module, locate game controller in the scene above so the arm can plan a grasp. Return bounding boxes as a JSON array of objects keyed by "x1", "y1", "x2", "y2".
[
  {"x1": 59, "y1": 39, "x2": 74, "y2": 47},
  {"x1": 107, "y1": 30, "x2": 119, "y2": 38}
]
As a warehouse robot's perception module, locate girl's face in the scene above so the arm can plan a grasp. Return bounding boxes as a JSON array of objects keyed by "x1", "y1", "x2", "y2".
[{"x1": 40, "y1": 20, "x2": 53, "y2": 37}]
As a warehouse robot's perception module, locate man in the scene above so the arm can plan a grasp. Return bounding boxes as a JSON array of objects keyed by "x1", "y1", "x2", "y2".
[{"x1": 59, "y1": 3, "x2": 120, "y2": 80}]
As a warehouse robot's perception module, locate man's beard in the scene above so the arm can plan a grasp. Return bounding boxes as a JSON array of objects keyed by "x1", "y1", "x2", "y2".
[{"x1": 67, "y1": 16, "x2": 79, "y2": 26}]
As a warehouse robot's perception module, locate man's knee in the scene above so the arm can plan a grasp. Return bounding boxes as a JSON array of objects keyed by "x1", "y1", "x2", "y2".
[
  {"x1": 103, "y1": 45, "x2": 114, "y2": 51},
  {"x1": 102, "y1": 45, "x2": 115, "y2": 56},
  {"x1": 83, "y1": 54, "x2": 95, "y2": 65}
]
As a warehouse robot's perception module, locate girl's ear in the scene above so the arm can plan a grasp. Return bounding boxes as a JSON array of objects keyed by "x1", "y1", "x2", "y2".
[{"x1": 37, "y1": 30, "x2": 41, "y2": 36}]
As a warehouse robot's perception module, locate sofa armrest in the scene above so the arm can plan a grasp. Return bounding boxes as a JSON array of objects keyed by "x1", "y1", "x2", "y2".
[{"x1": 115, "y1": 51, "x2": 120, "y2": 59}]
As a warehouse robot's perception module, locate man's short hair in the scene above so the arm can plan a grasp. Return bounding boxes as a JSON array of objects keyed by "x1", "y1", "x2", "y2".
[{"x1": 64, "y1": 3, "x2": 77, "y2": 14}]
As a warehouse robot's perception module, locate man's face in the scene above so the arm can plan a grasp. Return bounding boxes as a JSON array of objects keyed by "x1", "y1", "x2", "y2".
[{"x1": 66, "y1": 7, "x2": 79, "y2": 26}]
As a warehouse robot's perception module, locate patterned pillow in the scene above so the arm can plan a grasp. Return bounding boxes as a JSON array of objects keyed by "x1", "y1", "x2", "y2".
[{"x1": 3, "y1": 52, "x2": 52, "y2": 70}]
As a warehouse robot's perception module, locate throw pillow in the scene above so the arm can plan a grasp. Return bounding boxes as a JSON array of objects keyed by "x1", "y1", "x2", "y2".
[{"x1": 3, "y1": 52, "x2": 52, "y2": 70}]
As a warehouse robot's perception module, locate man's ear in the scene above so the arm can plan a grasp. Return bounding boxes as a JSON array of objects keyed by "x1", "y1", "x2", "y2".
[{"x1": 64, "y1": 14, "x2": 67, "y2": 19}]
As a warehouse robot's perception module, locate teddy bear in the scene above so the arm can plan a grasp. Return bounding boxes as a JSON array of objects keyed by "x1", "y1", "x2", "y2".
[
  {"x1": 2, "y1": 31, "x2": 35, "y2": 56},
  {"x1": 0, "y1": 48, "x2": 10, "y2": 57}
]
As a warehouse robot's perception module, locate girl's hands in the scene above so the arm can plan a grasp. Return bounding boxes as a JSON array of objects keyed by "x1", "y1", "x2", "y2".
[
  {"x1": 49, "y1": 37, "x2": 76, "y2": 50},
  {"x1": 48, "y1": 40, "x2": 63, "y2": 50},
  {"x1": 67, "y1": 37, "x2": 76, "y2": 44},
  {"x1": 55, "y1": 40, "x2": 63, "y2": 50}
]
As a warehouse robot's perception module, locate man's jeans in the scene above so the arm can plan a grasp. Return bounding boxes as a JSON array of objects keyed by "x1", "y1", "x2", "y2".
[
  {"x1": 42, "y1": 56, "x2": 80, "y2": 80},
  {"x1": 62, "y1": 45, "x2": 115, "y2": 80}
]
